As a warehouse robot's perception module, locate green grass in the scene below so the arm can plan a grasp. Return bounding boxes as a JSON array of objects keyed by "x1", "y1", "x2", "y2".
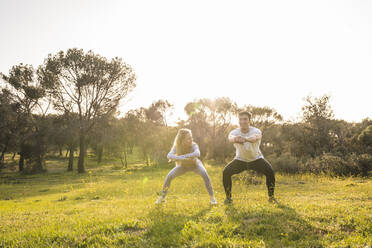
[{"x1": 0, "y1": 155, "x2": 371, "y2": 247}]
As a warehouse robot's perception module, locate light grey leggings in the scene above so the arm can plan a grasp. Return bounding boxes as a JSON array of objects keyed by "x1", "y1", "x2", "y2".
[{"x1": 162, "y1": 159, "x2": 214, "y2": 197}]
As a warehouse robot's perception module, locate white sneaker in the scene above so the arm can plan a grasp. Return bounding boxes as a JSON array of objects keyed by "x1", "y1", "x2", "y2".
[
  {"x1": 210, "y1": 197, "x2": 217, "y2": 205},
  {"x1": 155, "y1": 195, "x2": 166, "y2": 204}
]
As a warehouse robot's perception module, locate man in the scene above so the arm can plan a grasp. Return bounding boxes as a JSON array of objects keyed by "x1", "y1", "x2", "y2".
[{"x1": 223, "y1": 111, "x2": 277, "y2": 204}]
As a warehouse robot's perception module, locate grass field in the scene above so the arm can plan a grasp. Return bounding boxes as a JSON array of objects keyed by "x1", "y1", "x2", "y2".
[{"x1": 0, "y1": 154, "x2": 371, "y2": 248}]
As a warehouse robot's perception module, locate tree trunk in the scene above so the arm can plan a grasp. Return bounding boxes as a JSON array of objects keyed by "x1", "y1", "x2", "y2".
[
  {"x1": 143, "y1": 149, "x2": 149, "y2": 166},
  {"x1": 97, "y1": 144, "x2": 103, "y2": 164},
  {"x1": 0, "y1": 139, "x2": 9, "y2": 164},
  {"x1": 31, "y1": 154, "x2": 46, "y2": 173},
  {"x1": 12, "y1": 152, "x2": 16, "y2": 160},
  {"x1": 65, "y1": 149, "x2": 69, "y2": 158},
  {"x1": 119, "y1": 144, "x2": 128, "y2": 169},
  {"x1": 68, "y1": 148, "x2": 74, "y2": 171},
  {"x1": 129, "y1": 143, "x2": 134, "y2": 154},
  {"x1": 124, "y1": 146, "x2": 128, "y2": 168},
  {"x1": 78, "y1": 132, "x2": 86, "y2": 173},
  {"x1": 0, "y1": 146, "x2": 7, "y2": 163},
  {"x1": 119, "y1": 155, "x2": 124, "y2": 167},
  {"x1": 0, "y1": 148, "x2": 4, "y2": 169},
  {"x1": 59, "y1": 146, "x2": 63, "y2": 157},
  {"x1": 19, "y1": 152, "x2": 24, "y2": 172}
]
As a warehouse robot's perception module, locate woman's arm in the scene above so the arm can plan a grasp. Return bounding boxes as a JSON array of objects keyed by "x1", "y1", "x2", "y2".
[
  {"x1": 167, "y1": 146, "x2": 185, "y2": 161},
  {"x1": 179, "y1": 143, "x2": 201, "y2": 158}
]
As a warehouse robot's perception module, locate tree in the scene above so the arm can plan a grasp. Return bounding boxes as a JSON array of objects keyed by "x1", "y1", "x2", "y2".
[
  {"x1": 300, "y1": 95, "x2": 335, "y2": 157},
  {"x1": 2, "y1": 64, "x2": 51, "y2": 173},
  {"x1": 123, "y1": 110, "x2": 142, "y2": 154},
  {"x1": 240, "y1": 105, "x2": 283, "y2": 127},
  {"x1": 358, "y1": 125, "x2": 372, "y2": 148},
  {"x1": 133, "y1": 107, "x2": 162, "y2": 166},
  {"x1": 207, "y1": 97, "x2": 237, "y2": 161},
  {"x1": 90, "y1": 114, "x2": 115, "y2": 164},
  {"x1": 184, "y1": 97, "x2": 237, "y2": 161},
  {"x1": 123, "y1": 100, "x2": 175, "y2": 166},
  {"x1": 0, "y1": 90, "x2": 20, "y2": 168},
  {"x1": 302, "y1": 95, "x2": 334, "y2": 122},
  {"x1": 39, "y1": 48, "x2": 136, "y2": 173},
  {"x1": 145, "y1": 100, "x2": 173, "y2": 126},
  {"x1": 110, "y1": 118, "x2": 130, "y2": 168},
  {"x1": 49, "y1": 113, "x2": 79, "y2": 171},
  {"x1": 144, "y1": 100, "x2": 175, "y2": 165},
  {"x1": 184, "y1": 100, "x2": 211, "y2": 159},
  {"x1": 104, "y1": 117, "x2": 136, "y2": 168}
]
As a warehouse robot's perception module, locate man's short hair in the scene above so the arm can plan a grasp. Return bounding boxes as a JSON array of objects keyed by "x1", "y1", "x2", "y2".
[{"x1": 238, "y1": 111, "x2": 252, "y2": 120}]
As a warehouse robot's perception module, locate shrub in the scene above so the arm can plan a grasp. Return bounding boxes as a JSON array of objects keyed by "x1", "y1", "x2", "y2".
[
  {"x1": 351, "y1": 153, "x2": 372, "y2": 177},
  {"x1": 267, "y1": 153, "x2": 300, "y2": 174},
  {"x1": 302, "y1": 153, "x2": 361, "y2": 176}
]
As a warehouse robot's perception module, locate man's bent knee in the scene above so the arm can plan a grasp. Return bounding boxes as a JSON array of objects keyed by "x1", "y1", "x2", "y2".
[{"x1": 223, "y1": 167, "x2": 231, "y2": 177}]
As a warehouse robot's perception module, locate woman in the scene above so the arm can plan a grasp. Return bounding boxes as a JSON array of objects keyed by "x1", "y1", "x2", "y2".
[{"x1": 155, "y1": 128, "x2": 217, "y2": 205}]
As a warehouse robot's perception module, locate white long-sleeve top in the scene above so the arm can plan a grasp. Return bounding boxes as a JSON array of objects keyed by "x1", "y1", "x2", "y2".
[
  {"x1": 167, "y1": 142, "x2": 201, "y2": 166},
  {"x1": 228, "y1": 127, "x2": 264, "y2": 162}
]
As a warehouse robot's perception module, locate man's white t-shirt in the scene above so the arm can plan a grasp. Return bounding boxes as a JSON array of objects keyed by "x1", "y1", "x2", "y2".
[{"x1": 229, "y1": 127, "x2": 264, "y2": 162}]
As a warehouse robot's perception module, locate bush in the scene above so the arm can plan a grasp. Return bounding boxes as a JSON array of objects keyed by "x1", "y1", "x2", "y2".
[
  {"x1": 301, "y1": 153, "x2": 371, "y2": 177},
  {"x1": 351, "y1": 153, "x2": 372, "y2": 177},
  {"x1": 267, "y1": 153, "x2": 300, "y2": 174}
]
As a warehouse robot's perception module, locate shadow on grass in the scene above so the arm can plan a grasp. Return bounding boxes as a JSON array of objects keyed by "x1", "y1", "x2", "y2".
[
  {"x1": 142, "y1": 205, "x2": 212, "y2": 247},
  {"x1": 224, "y1": 202, "x2": 325, "y2": 247},
  {"x1": 0, "y1": 156, "x2": 169, "y2": 200}
]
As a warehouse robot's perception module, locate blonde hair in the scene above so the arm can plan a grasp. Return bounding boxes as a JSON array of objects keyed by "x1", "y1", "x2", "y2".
[{"x1": 173, "y1": 128, "x2": 193, "y2": 155}]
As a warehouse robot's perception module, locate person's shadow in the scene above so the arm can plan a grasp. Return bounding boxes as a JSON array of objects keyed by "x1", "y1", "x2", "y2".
[
  {"x1": 224, "y1": 202, "x2": 325, "y2": 247},
  {"x1": 144, "y1": 204, "x2": 213, "y2": 247},
  {"x1": 142, "y1": 201, "x2": 325, "y2": 247}
]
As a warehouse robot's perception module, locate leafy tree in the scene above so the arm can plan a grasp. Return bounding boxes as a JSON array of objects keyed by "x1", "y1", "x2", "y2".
[
  {"x1": 0, "y1": 90, "x2": 20, "y2": 168},
  {"x1": 301, "y1": 95, "x2": 335, "y2": 157},
  {"x1": 39, "y1": 48, "x2": 136, "y2": 173},
  {"x1": 358, "y1": 125, "x2": 372, "y2": 149},
  {"x1": 184, "y1": 97, "x2": 238, "y2": 161},
  {"x1": 49, "y1": 113, "x2": 79, "y2": 171},
  {"x1": 2, "y1": 64, "x2": 51, "y2": 173}
]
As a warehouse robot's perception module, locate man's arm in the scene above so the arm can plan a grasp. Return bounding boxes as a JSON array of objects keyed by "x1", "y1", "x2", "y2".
[
  {"x1": 229, "y1": 135, "x2": 246, "y2": 144},
  {"x1": 244, "y1": 128, "x2": 262, "y2": 143},
  {"x1": 228, "y1": 130, "x2": 245, "y2": 144},
  {"x1": 244, "y1": 133, "x2": 262, "y2": 143}
]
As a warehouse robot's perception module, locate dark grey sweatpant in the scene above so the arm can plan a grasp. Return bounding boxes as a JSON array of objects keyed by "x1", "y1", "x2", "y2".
[{"x1": 223, "y1": 158, "x2": 275, "y2": 198}]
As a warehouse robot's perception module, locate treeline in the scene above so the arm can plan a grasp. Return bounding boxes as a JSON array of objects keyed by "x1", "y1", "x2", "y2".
[
  {"x1": 0, "y1": 48, "x2": 136, "y2": 173},
  {"x1": 1, "y1": 48, "x2": 371, "y2": 176}
]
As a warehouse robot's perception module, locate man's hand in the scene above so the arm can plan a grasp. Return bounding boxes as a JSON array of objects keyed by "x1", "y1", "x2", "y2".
[
  {"x1": 234, "y1": 136, "x2": 246, "y2": 144},
  {"x1": 244, "y1": 134, "x2": 261, "y2": 143}
]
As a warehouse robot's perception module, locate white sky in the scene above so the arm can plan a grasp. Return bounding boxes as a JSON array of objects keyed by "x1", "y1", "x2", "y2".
[{"x1": 1, "y1": 0, "x2": 371, "y2": 123}]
